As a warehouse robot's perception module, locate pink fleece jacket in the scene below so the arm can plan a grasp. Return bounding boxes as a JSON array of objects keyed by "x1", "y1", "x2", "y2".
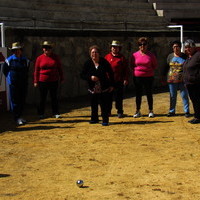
[{"x1": 131, "y1": 51, "x2": 158, "y2": 77}]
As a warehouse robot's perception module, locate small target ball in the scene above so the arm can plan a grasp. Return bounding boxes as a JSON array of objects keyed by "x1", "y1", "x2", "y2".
[{"x1": 76, "y1": 180, "x2": 84, "y2": 187}]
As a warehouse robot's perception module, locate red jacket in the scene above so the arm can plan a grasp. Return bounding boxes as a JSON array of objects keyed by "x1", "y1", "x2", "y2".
[
  {"x1": 104, "y1": 53, "x2": 129, "y2": 83},
  {"x1": 34, "y1": 53, "x2": 64, "y2": 83}
]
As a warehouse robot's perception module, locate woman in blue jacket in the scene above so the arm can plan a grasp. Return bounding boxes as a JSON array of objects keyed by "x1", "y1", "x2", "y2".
[{"x1": 3, "y1": 42, "x2": 30, "y2": 125}]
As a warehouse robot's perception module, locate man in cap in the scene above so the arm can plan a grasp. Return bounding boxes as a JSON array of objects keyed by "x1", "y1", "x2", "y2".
[
  {"x1": 105, "y1": 40, "x2": 129, "y2": 118},
  {"x1": 183, "y1": 39, "x2": 200, "y2": 124},
  {"x1": 3, "y1": 42, "x2": 30, "y2": 125}
]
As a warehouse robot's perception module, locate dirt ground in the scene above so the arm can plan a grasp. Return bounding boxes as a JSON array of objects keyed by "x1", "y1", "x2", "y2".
[{"x1": 1, "y1": 89, "x2": 200, "y2": 200}]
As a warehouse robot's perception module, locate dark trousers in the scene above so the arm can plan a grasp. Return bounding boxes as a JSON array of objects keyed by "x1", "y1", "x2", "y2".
[
  {"x1": 186, "y1": 84, "x2": 200, "y2": 119},
  {"x1": 133, "y1": 76, "x2": 154, "y2": 111},
  {"x1": 38, "y1": 81, "x2": 59, "y2": 115},
  {"x1": 90, "y1": 92, "x2": 110, "y2": 123},
  {"x1": 9, "y1": 83, "x2": 27, "y2": 120},
  {"x1": 108, "y1": 82, "x2": 124, "y2": 114}
]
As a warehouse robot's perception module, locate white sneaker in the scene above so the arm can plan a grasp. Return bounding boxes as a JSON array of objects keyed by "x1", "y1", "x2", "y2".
[
  {"x1": 133, "y1": 112, "x2": 141, "y2": 118},
  {"x1": 148, "y1": 112, "x2": 154, "y2": 118},
  {"x1": 16, "y1": 118, "x2": 23, "y2": 126},
  {"x1": 54, "y1": 114, "x2": 61, "y2": 118},
  {"x1": 20, "y1": 118, "x2": 27, "y2": 124}
]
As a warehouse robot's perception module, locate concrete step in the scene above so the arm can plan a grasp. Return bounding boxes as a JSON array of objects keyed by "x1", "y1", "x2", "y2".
[
  {"x1": 27, "y1": 0, "x2": 148, "y2": 4},
  {"x1": 153, "y1": 2, "x2": 200, "y2": 10},
  {"x1": 0, "y1": 6, "x2": 159, "y2": 22},
  {"x1": 33, "y1": 3, "x2": 153, "y2": 13},
  {"x1": 163, "y1": 9, "x2": 200, "y2": 19},
  {"x1": 0, "y1": 0, "x2": 153, "y2": 12},
  {"x1": 1, "y1": 16, "x2": 167, "y2": 31},
  {"x1": 0, "y1": 0, "x2": 157, "y2": 22},
  {"x1": 149, "y1": 0, "x2": 200, "y2": 3},
  {"x1": 149, "y1": 1, "x2": 200, "y2": 21},
  {"x1": 0, "y1": 0, "x2": 168, "y2": 31},
  {"x1": 3, "y1": 0, "x2": 150, "y2": 8}
]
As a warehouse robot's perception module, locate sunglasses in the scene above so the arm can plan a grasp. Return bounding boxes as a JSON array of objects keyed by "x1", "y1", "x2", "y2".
[
  {"x1": 139, "y1": 43, "x2": 147, "y2": 46},
  {"x1": 43, "y1": 45, "x2": 52, "y2": 49}
]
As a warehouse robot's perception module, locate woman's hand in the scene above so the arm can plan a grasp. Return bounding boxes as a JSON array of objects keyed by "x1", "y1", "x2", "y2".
[
  {"x1": 34, "y1": 83, "x2": 38, "y2": 87},
  {"x1": 109, "y1": 86, "x2": 114, "y2": 92},
  {"x1": 123, "y1": 80, "x2": 128, "y2": 86},
  {"x1": 91, "y1": 76, "x2": 99, "y2": 82}
]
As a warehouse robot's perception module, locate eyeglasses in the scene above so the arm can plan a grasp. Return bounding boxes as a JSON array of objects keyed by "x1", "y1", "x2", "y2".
[
  {"x1": 139, "y1": 43, "x2": 147, "y2": 46},
  {"x1": 173, "y1": 46, "x2": 180, "y2": 48}
]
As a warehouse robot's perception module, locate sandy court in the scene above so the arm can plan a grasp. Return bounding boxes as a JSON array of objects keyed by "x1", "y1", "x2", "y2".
[{"x1": 1, "y1": 90, "x2": 200, "y2": 200}]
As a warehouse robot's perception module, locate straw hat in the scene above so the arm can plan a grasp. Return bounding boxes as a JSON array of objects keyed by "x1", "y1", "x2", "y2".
[
  {"x1": 42, "y1": 41, "x2": 53, "y2": 47},
  {"x1": 9, "y1": 42, "x2": 23, "y2": 50},
  {"x1": 110, "y1": 40, "x2": 122, "y2": 47}
]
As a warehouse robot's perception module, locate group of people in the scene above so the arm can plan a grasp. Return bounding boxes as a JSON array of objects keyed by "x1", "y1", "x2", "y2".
[
  {"x1": 162, "y1": 39, "x2": 200, "y2": 124},
  {"x1": 81, "y1": 37, "x2": 200, "y2": 126},
  {"x1": 3, "y1": 41, "x2": 64, "y2": 125},
  {"x1": 2, "y1": 37, "x2": 200, "y2": 126},
  {"x1": 80, "y1": 37, "x2": 158, "y2": 126}
]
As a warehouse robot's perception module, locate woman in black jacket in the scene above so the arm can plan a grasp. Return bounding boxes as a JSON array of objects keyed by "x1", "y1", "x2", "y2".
[
  {"x1": 81, "y1": 45, "x2": 114, "y2": 126},
  {"x1": 183, "y1": 39, "x2": 200, "y2": 124}
]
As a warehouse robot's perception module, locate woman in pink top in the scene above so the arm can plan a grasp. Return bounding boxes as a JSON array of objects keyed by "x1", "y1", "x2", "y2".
[{"x1": 130, "y1": 37, "x2": 158, "y2": 118}]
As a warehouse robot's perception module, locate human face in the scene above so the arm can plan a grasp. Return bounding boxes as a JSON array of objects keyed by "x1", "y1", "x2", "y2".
[
  {"x1": 111, "y1": 46, "x2": 120, "y2": 55},
  {"x1": 90, "y1": 48, "x2": 99, "y2": 61},
  {"x1": 184, "y1": 46, "x2": 196, "y2": 57},
  {"x1": 139, "y1": 42, "x2": 147, "y2": 52},
  {"x1": 43, "y1": 46, "x2": 52, "y2": 56},
  {"x1": 173, "y1": 44, "x2": 181, "y2": 54},
  {"x1": 14, "y1": 49, "x2": 22, "y2": 57}
]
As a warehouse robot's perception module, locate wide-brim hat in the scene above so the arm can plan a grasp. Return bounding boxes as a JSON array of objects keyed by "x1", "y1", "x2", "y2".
[
  {"x1": 110, "y1": 40, "x2": 122, "y2": 47},
  {"x1": 42, "y1": 41, "x2": 53, "y2": 48},
  {"x1": 9, "y1": 42, "x2": 23, "y2": 50}
]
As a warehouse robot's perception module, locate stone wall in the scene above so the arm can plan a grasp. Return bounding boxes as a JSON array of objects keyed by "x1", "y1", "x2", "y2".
[
  {"x1": 5, "y1": 29, "x2": 194, "y2": 104},
  {"x1": 1, "y1": 0, "x2": 200, "y2": 106}
]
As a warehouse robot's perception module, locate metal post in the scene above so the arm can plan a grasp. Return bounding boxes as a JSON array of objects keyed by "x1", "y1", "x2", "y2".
[
  {"x1": 167, "y1": 25, "x2": 183, "y2": 52},
  {"x1": 0, "y1": 22, "x2": 9, "y2": 110},
  {"x1": 0, "y1": 23, "x2": 5, "y2": 47}
]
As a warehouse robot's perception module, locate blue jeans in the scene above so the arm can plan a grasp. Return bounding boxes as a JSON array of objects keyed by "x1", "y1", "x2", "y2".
[{"x1": 168, "y1": 83, "x2": 189, "y2": 113}]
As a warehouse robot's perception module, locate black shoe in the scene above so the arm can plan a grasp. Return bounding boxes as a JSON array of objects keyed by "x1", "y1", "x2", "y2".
[
  {"x1": 117, "y1": 113, "x2": 124, "y2": 118},
  {"x1": 188, "y1": 118, "x2": 200, "y2": 124},
  {"x1": 89, "y1": 120, "x2": 99, "y2": 124},
  {"x1": 39, "y1": 115, "x2": 45, "y2": 119},
  {"x1": 188, "y1": 119, "x2": 194, "y2": 123},
  {"x1": 185, "y1": 112, "x2": 191, "y2": 118},
  {"x1": 167, "y1": 112, "x2": 175, "y2": 117},
  {"x1": 102, "y1": 122, "x2": 109, "y2": 126}
]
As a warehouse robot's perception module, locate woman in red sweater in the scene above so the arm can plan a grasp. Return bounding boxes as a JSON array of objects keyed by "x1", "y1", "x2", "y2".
[
  {"x1": 104, "y1": 40, "x2": 129, "y2": 118},
  {"x1": 34, "y1": 41, "x2": 64, "y2": 119}
]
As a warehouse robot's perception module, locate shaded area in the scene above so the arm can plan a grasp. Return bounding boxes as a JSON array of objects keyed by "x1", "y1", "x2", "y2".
[
  {"x1": 0, "y1": 174, "x2": 11, "y2": 178},
  {"x1": 0, "y1": 86, "x2": 168, "y2": 134},
  {"x1": 111, "y1": 120, "x2": 173, "y2": 125}
]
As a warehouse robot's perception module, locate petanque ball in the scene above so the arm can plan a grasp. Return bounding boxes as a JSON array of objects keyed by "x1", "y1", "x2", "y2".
[{"x1": 76, "y1": 180, "x2": 84, "y2": 187}]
